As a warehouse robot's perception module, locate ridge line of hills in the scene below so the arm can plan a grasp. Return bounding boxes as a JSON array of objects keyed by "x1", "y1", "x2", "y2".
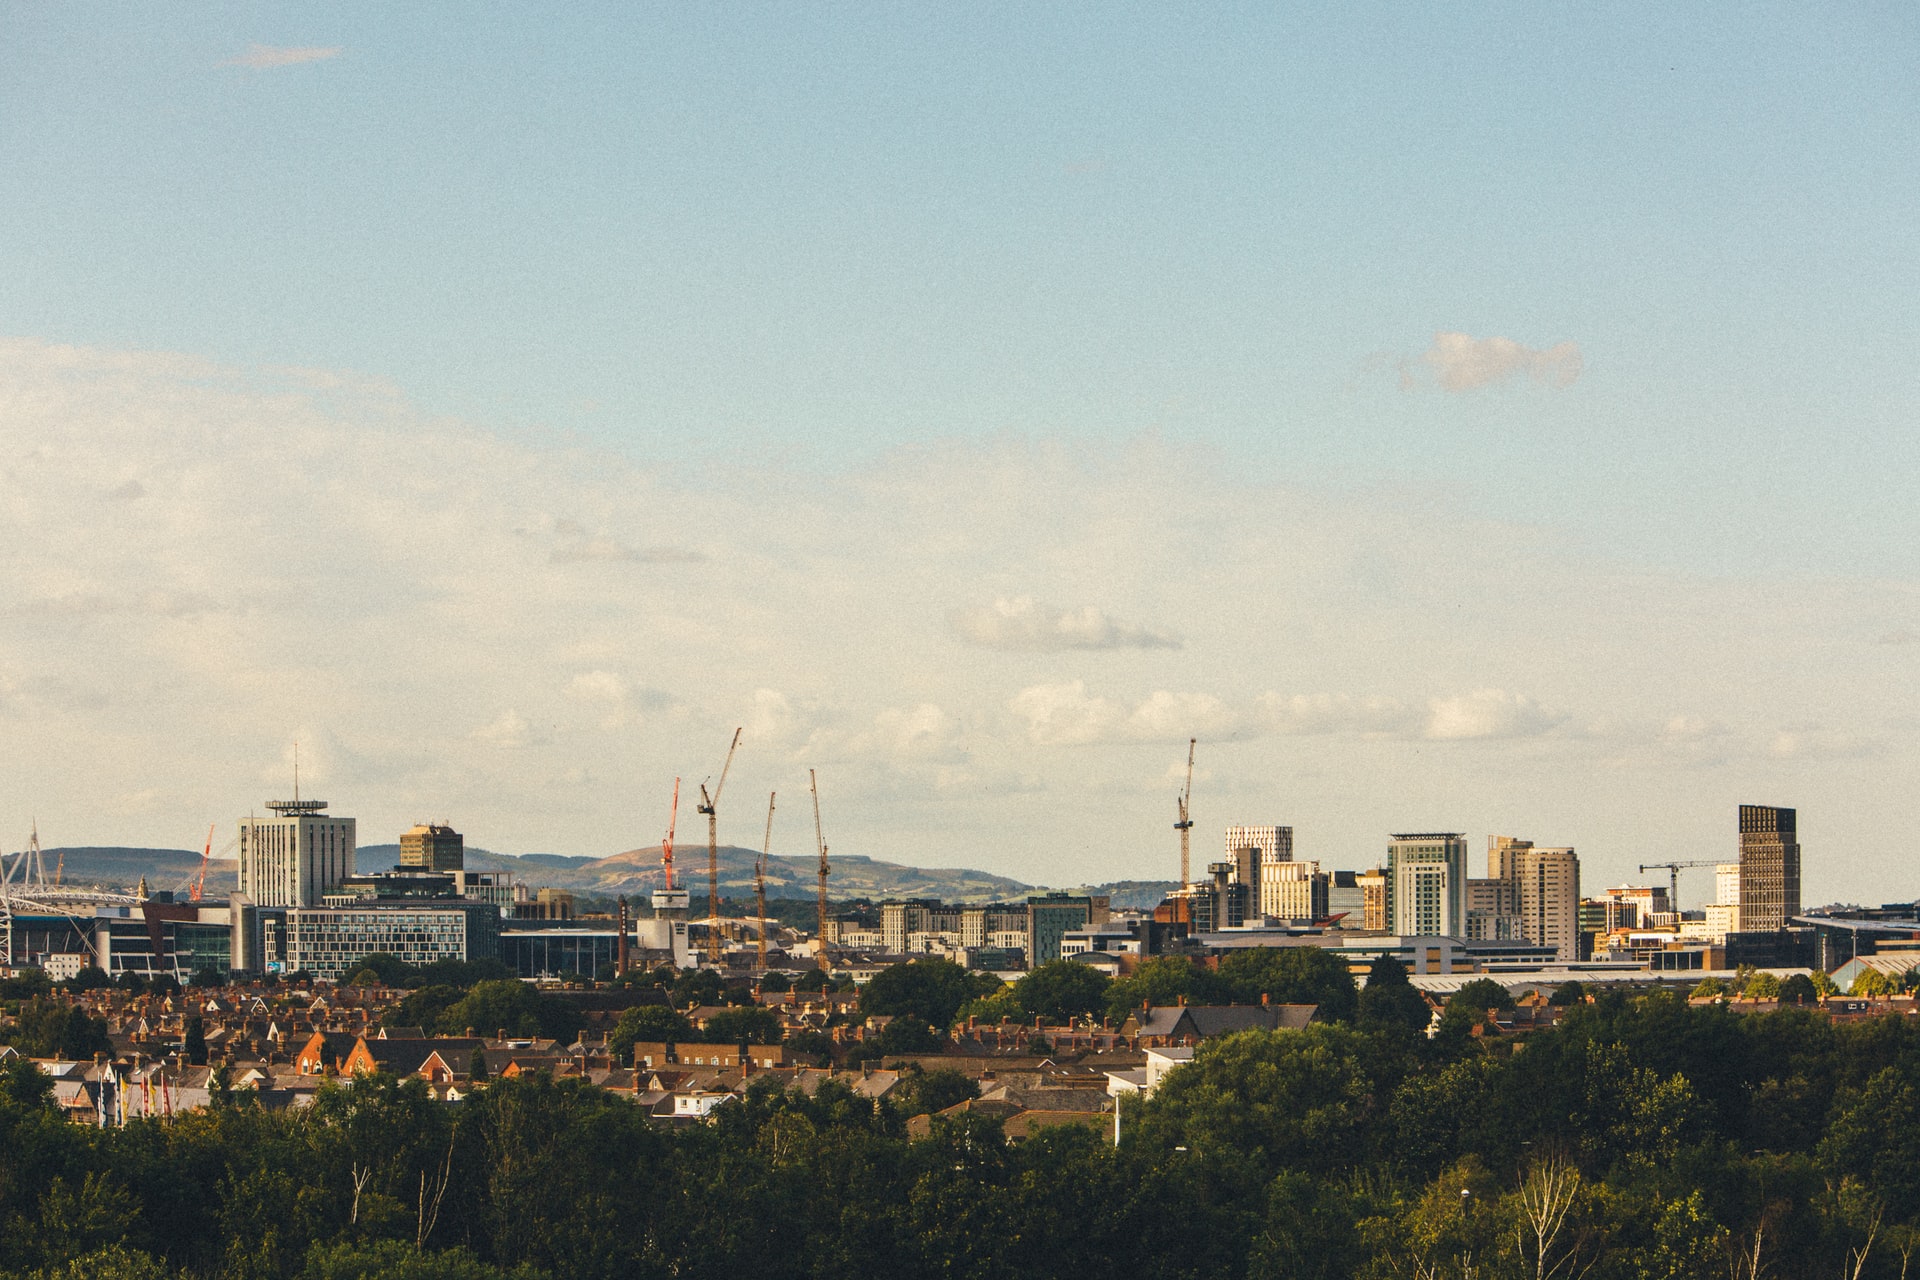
[{"x1": 13, "y1": 845, "x2": 1176, "y2": 909}]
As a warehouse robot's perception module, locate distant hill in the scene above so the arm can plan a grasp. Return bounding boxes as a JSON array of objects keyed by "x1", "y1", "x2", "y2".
[
  {"x1": 31, "y1": 845, "x2": 1165, "y2": 909},
  {"x1": 12, "y1": 847, "x2": 235, "y2": 896}
]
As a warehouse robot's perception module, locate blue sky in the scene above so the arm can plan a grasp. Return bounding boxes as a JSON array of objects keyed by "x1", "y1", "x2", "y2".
[{"x1": 2, "y1": 7, "x2": 1917, "y2": 897}]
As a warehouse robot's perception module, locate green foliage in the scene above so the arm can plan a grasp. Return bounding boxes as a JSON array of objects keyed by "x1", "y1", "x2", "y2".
[
  {"x1": 301, "y1": 1241, "x2": 545, "y2": 1280},
  {"x1": 1550, "y1": 979, "x2": 1587, "y2": 1006},
  {"x1": 605, "y1": 1005, "x2": 695, "y2": 1062},
  {"x1": 0, "y1": 969, "x2": 55, "y2": 1000},
  {"x1": 1448, "y1": 977, "x2": 1517, "y2": 1015},
  {"x1": 1011, "y1": 961, "x2": 1110, "y2": 1023},
  {"x1": 870, "y1": 1015, "x2": 941, "y2": 1057},
  {"x1": 190, "y1": 967, "x2": 223, "y2": 989},
  {"x1": 1742, "y1": 971, "x2": 1782, "y2": 999},
  {"x1": 1849, "y1": 967, "x2": 1897, "y2": 998},
  {"x1": 891, "y1": 1068, "x2": 979, "y2": 1118},
  {"x1": 5, "y1": 988, "x2": 1920, "y2": 1280},
  {"x1": 343, "y1": 953, "x2": 415, "y2": 987},
  {"x1": 1690, "y1": 976, "x2": 1730, "y2": 999},
  {"x1": 860, "y1": 959, "x2": 993, "y2": 1030},
  {"x1": 183, "y1": 1014, "x2": 208, "y2": 1065},
  {"x1": 60, "y1": 967, "x2": 111, "y2": 992},
  {"x1": 700, "y1": 1006, "x2": 782, "y2": 1045},
  {"x1": 1777, "y1": 973, "x2": 1817, "y2": 1004},
  {"x1": 1358, "y1": 957, "x2": 1432, "y2": 1034},
  {"x1": 8, "y1": 998, "x2": 113, "y2": 1060},
  {"x1": 430, "y1": 980, "x2": 580, "y2": 1042},
  {"x1": 1103, "y1": 955, "x2": 1228, "y2": 1023},
  {"x1": 1216, "y1": 946, "x2": 1359, "y2": 1021},
  {"x1": 757, "y1": 971, "x2": 790, "y2": 994}
]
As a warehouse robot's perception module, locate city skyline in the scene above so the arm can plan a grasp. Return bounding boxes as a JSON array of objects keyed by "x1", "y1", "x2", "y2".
[{"x1": 3, "y1": 10, "x2": 1916, "y2": 900}]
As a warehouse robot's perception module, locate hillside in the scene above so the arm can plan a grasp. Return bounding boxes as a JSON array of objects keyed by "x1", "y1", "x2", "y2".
[{"x1": 28, "y1": 845, "x2": 1170, "y2": 909}]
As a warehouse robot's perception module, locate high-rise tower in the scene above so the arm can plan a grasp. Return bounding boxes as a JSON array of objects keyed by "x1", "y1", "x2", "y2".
[{"x1": 1738, "y1": 805, "x2": 1800, "y2": 933}]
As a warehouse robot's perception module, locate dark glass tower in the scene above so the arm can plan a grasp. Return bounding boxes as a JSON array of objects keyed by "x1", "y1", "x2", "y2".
[{"x1": 1738, "y1": 805, "x2": 1800, "y2": 933}]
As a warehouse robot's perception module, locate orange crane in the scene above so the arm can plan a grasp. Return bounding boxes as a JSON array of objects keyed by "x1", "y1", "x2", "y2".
[
  {"x1": 660, "y1": 778, "x2": 681, "y2": 890},
  {"x1": 810, "y1": 768, "x2": 830, "y2": 973},
  {"x1": 190, "y1": 824, "x2": 215, "y2": 901},
  {"x1": 756, "y1": 791, "x2": 775, "y2": 972},
  {"x1": 697, "y1": 728, "x2": 742, "y2": 963},
  {"x1": 1175, "y1": 739, "x2": 1196, "y2": 886}
]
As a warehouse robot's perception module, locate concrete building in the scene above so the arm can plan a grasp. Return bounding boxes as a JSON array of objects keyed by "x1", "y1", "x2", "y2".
[
  {"x1": 400, "y1": 823, "x2": 464, "y2": 873},
  {"x1": 1262, "y1": 859, "x2": 1329, "y2": 922},
  {"x1": 237, "y1": 798, "x2": 356, "y2": 908},
  {"x1": 1465, "y1": 875, "x2": 1522, "y2": 941},
  {"x1": 1739, "y1": 805, "x2": 1801, "y2": 933},
  {"x1": 1387, "y1": 833, "x2": 1468, "y2": 938}
]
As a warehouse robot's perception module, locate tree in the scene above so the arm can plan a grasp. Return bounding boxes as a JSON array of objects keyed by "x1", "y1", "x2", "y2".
[
  {"x1": 183, "y1": 1014, "x2": 208, "y2": 1065},
  {"x1": 190, "y1": 967, "x2": 223, "y2": 989},
  {"x1": 861, "y1": 959, "x2": 986, "y2": 1030},
  {"x1": 1691, "y1": 976, "x2": 1730, "y2": 999},
  {"x1": 1744, "y1": 971, "x2": 1783, "y2": 999},
  {"x1": 1103, "y1": 955, "x2": 1229, "y2": 1023},
  {"x1": 871, "y1": 1015, "x2": 941, "y2": 1057},
  {"x1": 1217, "y1": 946, "x2": 1359, "y2": 1022},
  {"x1": 702, "y1": 1006, "x2": 783, "y2": 1045},
  {"x1": 11, "y1": 999, "x2": 112, "y2": 1060},
  {"x1": 1358, "y1": 955, "x2": 1431, "y2": 1034},
  {"x1": 1548, "y1": 980, "x2": 1586, "y2": 1006},
  {"x1": 758, "y1": 971, "x2": 791, "y2": 994},
  {"x1": 606, "y1": 1005, "x2": 695, "y2": 1062},
  {"x1": 1012, "y1": 961, "x2": 1110, "y2": 1023},
  {"x1": 785, "y1": 1030, "x2": 836, "y2": 1065},
  {"x1": 1450, "y1": 978, "x2": 1516, "y2": 1013},
  {"x1": 434, "y1": 980, "x2": 579, "y2": 1041},
  {"x1": 343, "y1": 952, "x2": 414, "y2": 987},
  {"x1": 469, "y1": 1049, "x2": 488, "y2": 1082},
  {"x1": 892, "y1": 1068, "x2": 979, "y2": 1117},
  {"x1": 0, "y1": 1054, "x2": 55, "y2": 1109},
  {"x1": 1778, "y1": 973, "x2": 1818, "y2": 1005},
  {"x1": 61, "y1": 967, "x2": 111, "y2": 992},
  {"x1": 1850, "y1": 968, "x2": 1897, "y2": 998}
]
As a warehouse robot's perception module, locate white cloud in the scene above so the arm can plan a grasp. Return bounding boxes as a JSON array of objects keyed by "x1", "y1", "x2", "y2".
[
  {"x1": 223, "y1": 44, "x2": 343, "y2": 70},
  {"x1": 1258, "y1": 692, "x2": 1419, "y2": 736},
  {"x1": 1423, "y1": 689, "x2": 1564, "y2": 740},
  {"x1": 1420, "y1": 332, "x2": 1583, "y2": 392},
  {"x1": 0, "y1": 336, "x2": 1908, "y2": 895},
  {"x1": 948, "y1": 596, "x2": 1180, "y2": 651},
  {"x1": 472, "y1": 710, "x2": 535, "y2": 749}
]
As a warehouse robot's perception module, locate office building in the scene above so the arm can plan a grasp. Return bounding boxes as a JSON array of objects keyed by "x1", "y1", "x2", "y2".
[
  {"x1": 1027, "y1": 893, "x2": 1097, "y2": 965},
  {"x1": 1739, "y1": 805, "x2": 1800, "y2": 933},
  {"x1": 1465, "y1": 875, "x2": 1521, "y2": 941},
  {"x1": 237, "y1": 798, "x2": 356, "y2": 908},
  {"x1": 1188, "y1": 865, "x2": 1251, "y2": 933},
  {"x1": 1262, "y1": 859, "x2": 1329, "y2": 922},
  {"x1": 1357, "y1": 869, "x2": 1388, "y2": 931},
  {"x1": 1387, "y1": 833, "x2": 1468, "y2": 937},
  {"x1": 399, "y1": 822, "x2": 464, "y2": 872}
]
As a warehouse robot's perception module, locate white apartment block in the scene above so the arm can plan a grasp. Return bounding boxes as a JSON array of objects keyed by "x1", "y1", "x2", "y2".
[
  {"x1": 237, "y1": 799, "x2": 356, "y2": 908},
  {"x1": 1389, "y1": 833, "x2": 1468, "y2": 937}
]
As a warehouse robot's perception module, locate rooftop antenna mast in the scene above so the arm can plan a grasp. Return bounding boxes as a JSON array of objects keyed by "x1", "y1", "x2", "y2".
[
  {"x1": 697, "y1": 727, "x2": 742, "y2": 964},
  {"x1": 660, "y1": 777, "x2": 681, "y2": 891},
  {"x1": 810, "y1": 768, "x2": 830, "y2": 973},
  {"x1": 293, "y1": 740, "x2": 300, "y2": 804},
  {"x1": 1175, "y1": 739, "x2": 1196, "y2": 886},
  {"x1": 756, "y1": 792, "x2": 775, "y2": 972}
]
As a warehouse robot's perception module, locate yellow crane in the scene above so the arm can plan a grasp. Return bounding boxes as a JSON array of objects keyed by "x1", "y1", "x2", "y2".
[
  {"x1": 756, "y1": 791, "x2": 775, "y2": 972},
  {"x1": 1175, "y1": 738, "x2": 1195, "y2": 886},
  {"x1": 810, "y1": 768, "x2": 830, "y2": 973},
  {"x1": 697, "y1": 728, "x2": 742, "y2": 964}
]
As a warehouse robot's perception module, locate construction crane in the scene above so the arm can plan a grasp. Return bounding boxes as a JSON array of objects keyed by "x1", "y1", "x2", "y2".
[
  {"x1": 660, "y1": 777, "x2": 681, "y2": 890},
  {"x1": 190, "y1": 824, "x2": 215, "y2": 901},
  {"x1": 1175, "y1": 739, "x2": 1196, "y2": 886},
  {"x1": 756, "y1": 791, "x2": 775, "y2": 972},
  {"x1": 810, "y1": 768, "x2": 830, "y2": 973},
  {"x1": 1638, "y1": 859, "x2": 1724, "y2": 907},
  {"x1": 697, "y1": 728, "x2": 742, "y2": 963}
]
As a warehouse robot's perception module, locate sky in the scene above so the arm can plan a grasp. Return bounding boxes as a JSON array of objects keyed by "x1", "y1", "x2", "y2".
[{"x1": 2, "y1": 5, "x2": 1917, "y2": 905}]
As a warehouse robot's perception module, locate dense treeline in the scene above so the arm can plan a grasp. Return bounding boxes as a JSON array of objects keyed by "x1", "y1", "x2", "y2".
[{"x1": 5, "y1": 984, "x2": 1920, "y2": 1279}]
